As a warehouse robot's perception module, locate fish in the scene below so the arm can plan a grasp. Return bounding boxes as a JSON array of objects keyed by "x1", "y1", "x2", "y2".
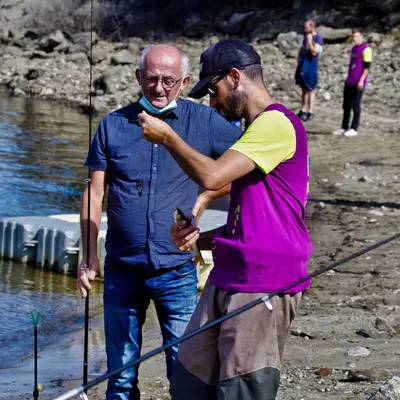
[{"x1": 174, "y1": 207, "x2": 205, "y2": 268}]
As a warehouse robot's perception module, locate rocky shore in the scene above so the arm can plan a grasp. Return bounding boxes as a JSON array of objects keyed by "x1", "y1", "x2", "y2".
[{"x1": 0, "y1": 4, "x2": 399, "y2": 117}]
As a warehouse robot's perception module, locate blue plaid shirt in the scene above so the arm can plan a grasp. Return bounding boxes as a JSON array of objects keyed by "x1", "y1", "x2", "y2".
[{"x1": 86, "y1": 99, "x2": 241, "y2": 270}]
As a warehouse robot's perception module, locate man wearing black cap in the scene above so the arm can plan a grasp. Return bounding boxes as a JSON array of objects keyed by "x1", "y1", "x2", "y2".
[{"x1": 139, "y1": 39, "x2": 312, "y2": 400}]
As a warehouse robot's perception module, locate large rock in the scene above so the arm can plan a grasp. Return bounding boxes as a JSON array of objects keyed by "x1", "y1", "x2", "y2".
[
  {"x1": 225, "y1": 12, "x2": 254, "y2": 34},
  {"x1": 373, "y1": 376, "x2": 400, "y2": 400},
  {"x1": 90, "y1": 46, "x2": 107, "y2": 64},
  {"x1": 66, "y1": 52, "x2": 88, "y2": 65},
  {"x1": 111, "y1": 50, "x2": 134, "y2": 65},
  {"x1": 71, "y1": 31, "x2": 99, "y2": 48},
  {"x1": 38, "y1": 30, "x2": 66, "y2": 53},
  {"x1": 317, "y1": 26, "x2": 351, "y2": 43},
  {"x1": 276, "y1": 31, "x2": 302, "y2": 57}
]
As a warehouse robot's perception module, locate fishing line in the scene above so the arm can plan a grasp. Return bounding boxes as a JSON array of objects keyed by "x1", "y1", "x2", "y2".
[
  {"x1": 80, "y1": 0, "x2": 94, "y2": 398},
  {"x1": 53, "y1": 229, "x2": 400, "y2": 400}
]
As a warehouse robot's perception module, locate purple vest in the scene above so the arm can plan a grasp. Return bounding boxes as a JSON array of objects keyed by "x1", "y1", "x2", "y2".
[
  {"x1": 346, "y1": 43, "x2": 369, "y2": 87},
  {"x1": 209, "y1": 104, "x2": 312, "y2": 294}
]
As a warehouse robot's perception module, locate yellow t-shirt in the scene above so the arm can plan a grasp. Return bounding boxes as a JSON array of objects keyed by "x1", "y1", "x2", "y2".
[
  {"x1": 362, "y1": 47, "x2": 373, "y2": 63},
  {"x1": 230, "y1": 110, "x2": 296, "y2": 174}
]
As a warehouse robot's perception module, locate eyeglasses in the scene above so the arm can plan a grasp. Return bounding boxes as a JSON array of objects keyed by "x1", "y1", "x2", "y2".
[
  {"x1": 143, "y1": 75, "x2": 182, "y2": 89},
  {"x1": 206, "y1": 70, "x2": 230, "y2": 97}
]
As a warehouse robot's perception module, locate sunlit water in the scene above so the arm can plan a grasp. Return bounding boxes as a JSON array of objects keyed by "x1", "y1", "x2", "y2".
[{"x1": 0, "y1": 92, "x2": 96, "y2": 217}]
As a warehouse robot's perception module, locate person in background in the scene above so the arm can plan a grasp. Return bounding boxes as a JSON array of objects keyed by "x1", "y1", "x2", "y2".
[
  {"x1": 333, "y1": 28, "x2": 372, "y2": 137},
  {"x1": 295, "y1": 19, "x2": 323, "y2": 122},
  {"x1": 78, "y1": 44, "x2": 241, "y2": 400}
]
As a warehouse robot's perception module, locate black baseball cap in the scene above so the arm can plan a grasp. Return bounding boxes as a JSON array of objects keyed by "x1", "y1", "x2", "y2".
[{"x1": 188, "y1": 39, "x2": 261, "y2": 99}]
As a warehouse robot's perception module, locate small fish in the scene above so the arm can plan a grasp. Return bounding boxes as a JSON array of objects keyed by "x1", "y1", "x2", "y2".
[{"x1": 174, "y1": 207, "x2": 205, "y2": 268}]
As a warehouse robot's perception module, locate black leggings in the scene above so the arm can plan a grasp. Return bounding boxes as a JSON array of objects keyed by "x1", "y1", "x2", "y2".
[{"x1": 342, "y1": 83, "x2": 364, "y2": 131}]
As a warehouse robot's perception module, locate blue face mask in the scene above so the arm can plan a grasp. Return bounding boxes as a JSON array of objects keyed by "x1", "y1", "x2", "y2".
[{"x1": 139, "y1": 96, "x2": 178, "y2": 115}]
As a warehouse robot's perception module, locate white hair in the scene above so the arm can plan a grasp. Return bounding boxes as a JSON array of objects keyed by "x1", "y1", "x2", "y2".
[{"x1": 139, "y1": 45, "x2": 190, "y2": 78}]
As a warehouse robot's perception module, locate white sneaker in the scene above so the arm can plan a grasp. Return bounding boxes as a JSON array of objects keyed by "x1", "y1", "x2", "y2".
[
  {"x1": 344, "y1": 129, "x2": 358, "y2": 137},
  {"x1": 333, "y1": 128, "x2": 346, "y2": 135}
]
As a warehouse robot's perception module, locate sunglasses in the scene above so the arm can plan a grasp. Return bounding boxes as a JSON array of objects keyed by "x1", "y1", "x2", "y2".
[{"x1": 206, "y1": 70, "x2": 230, "y2": 97}]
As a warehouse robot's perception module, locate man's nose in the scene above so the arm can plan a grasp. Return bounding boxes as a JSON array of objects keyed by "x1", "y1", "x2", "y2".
[{"x1": 154, "y1": 79, "x2": 164, "y2": 93}]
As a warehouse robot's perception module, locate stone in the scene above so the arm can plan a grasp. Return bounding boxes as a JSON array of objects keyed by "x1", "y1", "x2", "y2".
[
  {"x1": 317, "y1": 26, "x2": 351, "y2": 43},
  {"x1": 375, "y1": 317, "x2": 397, "y2": 337},
  {"x1": 25, "y1": 69, "x2": 41, "y2": 80},
  {"x1": 368, "y1": 209, "x2": 385, "y2": 216},
  {"x1": 90, "y1": 46, "x2": 107, "y2": 64},
  {"x1": 13, "y1": 87, "x2": 26, "y2": 96},
  {"x1": 38, "y1": 30, "x2": 65, "y2": 53},
  {"x1": 356, "y1": 327, "x2": 382, "y2": 338},
  {"x1": 71, "y1": 31, "x2": 99, "y2": 47},
  {"x1": 368, "y1": 32, "x2": 383, "y2": 44},
  {"x1": 66, "y1": 53, "x2": 88, "y2": 65},
  {"x1": 348, "y1": 369, "x2": 390, "y2": 381},
  {"x1": 111, "y1": 50, "x2": 134, "y2": 65},
  {"x1": 346, "y1": 346, "x2": 371, "y2": 357},
  {"x1": 277, "y1": 31, "x2": 302, "y2": 52},
  {"x1": 374, "y1": 376, "x2": 400, "y2": 399},
  {"x1": 225, "y1": 12, "x2": 254, "y2": 34},
  {"x1": 40, "y1": 87, "x2": 54, "y2": 96},
  {"x1": 321, "y1": 91, "x2": 332, "y2": 101}
]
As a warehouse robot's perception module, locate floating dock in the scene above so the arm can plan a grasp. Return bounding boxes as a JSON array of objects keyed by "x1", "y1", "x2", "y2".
[{"x1": 0, "y1": 210, "x2": 227, "y2": 281}]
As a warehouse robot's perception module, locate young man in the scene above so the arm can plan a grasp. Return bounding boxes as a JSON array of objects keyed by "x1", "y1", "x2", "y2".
[
  {"x1": 78, "y1": 44, "x2": 241, "y2": 399},
  {"x1": 139, "y1": 39, "x2": 313, "y2": 400},
  {"x1": 333, "y1": 28, "x2": 372, "y2": 137},
  {"x1": 295, "y1": 19, "x2": 323, "y2": 121}
]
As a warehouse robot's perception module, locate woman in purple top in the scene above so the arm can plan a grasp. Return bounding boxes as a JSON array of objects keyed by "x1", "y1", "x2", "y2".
[
  {"x1": 333, "y1": 28, "x2": 372, "y2": 137},
  {"x1": 295, "y1": 19, "x2": 323, "y2": 122}
]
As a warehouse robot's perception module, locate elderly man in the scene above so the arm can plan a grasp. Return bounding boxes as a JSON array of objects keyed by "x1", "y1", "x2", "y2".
[
  {"x1": 78, "y1": 44, "x2": 241, "y2": 399},
  {"x1": 140, "y1": 39, "x2": 313, "y2": 400}
]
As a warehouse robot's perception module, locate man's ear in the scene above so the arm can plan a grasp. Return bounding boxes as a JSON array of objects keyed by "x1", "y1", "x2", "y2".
[
  {"x1": 181, "y1": 75, "x2": 191, "y2": 90},
  {"x1": 135, "y1": 68, "x2": 141, "y2": 85},
  {"x1": 229, "y1": 68, "x2": 241, "y2": 90}
]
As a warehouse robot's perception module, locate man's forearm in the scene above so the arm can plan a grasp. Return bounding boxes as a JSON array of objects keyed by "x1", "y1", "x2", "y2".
[
  {"x1": 359, "y1": 69, "x2": 369, "y2": 85},
  {"x1": 164, "y1": 130, "x2": 220, "y2": 189},
  {"x1": 80, "y1": 188, "x2": 103, "y2": 260},
  {"x1": 203, "y1": 184, "x2": 231, "y2": 202}
]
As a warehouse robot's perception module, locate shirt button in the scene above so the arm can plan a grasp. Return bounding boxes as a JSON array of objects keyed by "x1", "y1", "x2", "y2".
[
  {"x1": 150, "y1": 190, "x2": 154, "y2": 195},
  {"x1": 154, "y1": 144, "x2": 158, "y2": 148},
  {"x1": 153, "y1": 166, "x2": 157, "y2": 171}
]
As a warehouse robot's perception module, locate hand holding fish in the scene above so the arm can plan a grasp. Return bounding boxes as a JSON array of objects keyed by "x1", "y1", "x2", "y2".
[
  {"x1": 171, "y1": 215, "x2": 200, "y2": 252},
  {"x1": 138, "y1": 110, "x2": 173, "y2": 145}
]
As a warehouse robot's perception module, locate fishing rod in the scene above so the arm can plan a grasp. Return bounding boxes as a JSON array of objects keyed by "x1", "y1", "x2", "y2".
[
  {"x1": 53, "y1": 229, "x2": 400, "y2": 400},
  {"x1": 80, "y1": 0, "x2": 94, "y2": 398},
  {"x1": 31, "y1": 312, "x2": 41, "y2": 400}
]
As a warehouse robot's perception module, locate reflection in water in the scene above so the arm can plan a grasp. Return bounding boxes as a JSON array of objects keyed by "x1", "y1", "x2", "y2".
[
  {"x1": 0, "y1": 92, "x2": 99, "y2": 217},
  {"x1": 0, "y1": 259, "x2": 103, "y2": 367}
]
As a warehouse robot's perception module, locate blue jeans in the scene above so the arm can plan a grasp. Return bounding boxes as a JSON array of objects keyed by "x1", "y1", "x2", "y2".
[{"x1": 103, "y1": 261, "x2": 198, "y2": 400}]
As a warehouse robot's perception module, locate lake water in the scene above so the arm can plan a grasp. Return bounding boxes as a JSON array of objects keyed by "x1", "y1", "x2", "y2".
[
  {"x1": 0, "y1": 92, "x2": 95, "y2": 217},
  {"x1": 0, "y1": 92, "x2": 108, "y2": 396}
]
